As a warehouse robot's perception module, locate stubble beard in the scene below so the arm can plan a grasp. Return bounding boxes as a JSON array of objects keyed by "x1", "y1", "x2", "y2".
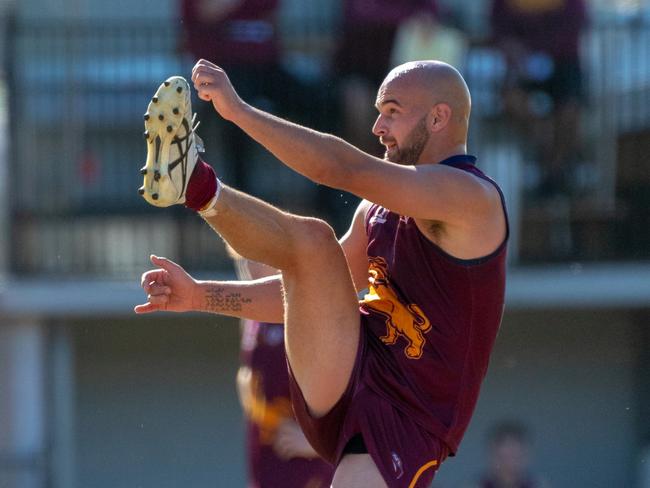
[{"x1": 385, "y1": 115, "x2": 430, "y2": 165}]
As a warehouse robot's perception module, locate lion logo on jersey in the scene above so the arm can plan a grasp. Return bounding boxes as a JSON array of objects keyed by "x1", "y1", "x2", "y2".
[{"x1": 361, "y1": 256, "x2": 432, "y2": 359}]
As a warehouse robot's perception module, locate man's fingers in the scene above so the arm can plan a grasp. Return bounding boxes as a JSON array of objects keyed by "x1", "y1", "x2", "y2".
[
  {"x1": 191, "y1": 59, "x2": 212, "y2": 78},
  {"x1": 134, "y1": 285, "x2": 170, "y2": 314},
  {"x1": 150, "y1": 255, "x2": 179, "y2": 273},
  {"x1": 148, "y1": 283, "x2": 171, "y2": 296},
  {"x1": 191, "y1": 66, "x2": 209, "y2": 82},
  {"x1": 140, "y1": 269, "x2": 164, "y2": 290},
  {"x1": 134, "y1": 302, "x2": 159, "y2": 314},
  {"x1": 192, "y1": 67, "x2": 226, "y2": 89},
  {"x1": 147, "y1": 293, "x2": 169, "y2": 306},
  {"x1": 191, "y1": 67, "x2": 215, "y2": 85},
  {"x1": 193, "y1": 74, "x2": 217, "y2": 92},
  {"x1": 191, "y1": 60, "x2": 222, "y2": 80}
]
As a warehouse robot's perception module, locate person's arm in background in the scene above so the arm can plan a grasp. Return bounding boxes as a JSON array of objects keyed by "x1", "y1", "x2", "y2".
[
  {"x1": 490, "y1": 0, "x2": 518, "y2": 43},
  {"x1": 489, "y1": 0, "x2": 529, "y2": 77},
  {"x1": 272, "y1": 419, "x2": 321, "y2": 459},
  {"x1": 553, "y1": 0, "x2": 588, "y2": 57}
]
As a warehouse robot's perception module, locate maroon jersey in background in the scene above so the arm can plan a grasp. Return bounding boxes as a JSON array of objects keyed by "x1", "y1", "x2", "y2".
[
  {"x1": 335, "y1": 0, "x2": 438, "y2": 85},
  {"x1": 490, "y1": 0, "x2": 587, "y2": 61},
  {"x1": 180, "y1": 0, "x2": 280, "y2": 65},
  {"x1": 359, "y1": 154, "x2": 508, "y2": 455},
  {"x1": 239, "y1": 320, "x2": 333, "y2": 488}
]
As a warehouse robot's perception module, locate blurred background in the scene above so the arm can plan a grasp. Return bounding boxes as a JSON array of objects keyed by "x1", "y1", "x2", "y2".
[{"x1": 0, "y1": 0, "x2": 649, "y2": 486}]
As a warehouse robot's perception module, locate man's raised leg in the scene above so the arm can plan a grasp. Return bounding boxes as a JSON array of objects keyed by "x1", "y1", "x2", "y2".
[
  {"x1": 203, "y1": 184, "x2": 360, "y2": 417},
  {"x1": 138, "y1": 75, "x2": 360, "y2": 417}
]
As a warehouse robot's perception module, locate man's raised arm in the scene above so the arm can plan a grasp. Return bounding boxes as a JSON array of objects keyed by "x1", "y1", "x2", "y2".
[
  {"x1": 191, "y1": 60, "x2": 378, "y2": 191},
  {"x1": 190, "y1": 59, "x2": 501, "y2": 229}
]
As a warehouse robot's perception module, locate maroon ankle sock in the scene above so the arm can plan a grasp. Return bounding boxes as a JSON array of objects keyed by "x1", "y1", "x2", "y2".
[{"x1": 185, "y1": 157, "x2": 217, "y2": 211}]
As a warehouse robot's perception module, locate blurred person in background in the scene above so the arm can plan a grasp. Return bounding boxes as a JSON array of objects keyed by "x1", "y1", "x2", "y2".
[
  {"x1": 490, "y1": 0, "x2": 588, "y2": 198},
  {"x1": 231, "y1": 249, "x2": 334, "y2": 488},
  {"x1": 390, "y1": 6, "x2": 468, "y2": 73},
  {"x1": 464, "y1": 420, "x2": 550, "y2": 488},
  {"x1": 333, "y1": 0, "x2": 438, "y2": 156},
  {"x1": 180, "y1": 0, "x2": 305, "y2": 193}
]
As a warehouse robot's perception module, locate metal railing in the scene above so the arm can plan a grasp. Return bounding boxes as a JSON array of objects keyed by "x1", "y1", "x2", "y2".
[{"x1": 5, "y1": 16, "x2": 650, "y2": 277}]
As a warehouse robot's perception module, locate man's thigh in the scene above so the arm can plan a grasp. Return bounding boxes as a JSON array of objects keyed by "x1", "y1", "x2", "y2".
[{"x1": 281, "y1": 220, "x2": 361, "y2": 417}]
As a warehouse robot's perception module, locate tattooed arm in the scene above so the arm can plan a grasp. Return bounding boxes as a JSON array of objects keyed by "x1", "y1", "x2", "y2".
[
  {"x1": 135, "y1": 255, "x2": 284, "y2": 323},
  {"x1": 195, "y1": 275, "x2": 284, "y2": 323}
]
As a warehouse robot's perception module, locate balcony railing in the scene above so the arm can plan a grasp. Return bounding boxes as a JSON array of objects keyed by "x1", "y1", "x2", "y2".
[{"x1": 5, "y1": 16, "x2": 650, "y2": 278}]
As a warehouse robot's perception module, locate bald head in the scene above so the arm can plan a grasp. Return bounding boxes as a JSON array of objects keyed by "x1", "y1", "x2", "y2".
[{"x1": 381, "y1": 61, "x2": 471, "y2": 126}]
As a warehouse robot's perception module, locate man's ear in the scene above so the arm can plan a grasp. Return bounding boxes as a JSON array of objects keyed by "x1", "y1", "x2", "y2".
[{"x1": 430, "y1": 103, "x2": 452, "y2": 132}]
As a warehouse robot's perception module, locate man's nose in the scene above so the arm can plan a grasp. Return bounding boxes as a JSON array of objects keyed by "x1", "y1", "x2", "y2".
[{"x1": 372, "y1": 115, "x2": 387, "y2": 136}]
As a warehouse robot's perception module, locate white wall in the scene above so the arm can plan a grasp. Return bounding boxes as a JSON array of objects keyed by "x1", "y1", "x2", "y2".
[{"x1": 72, "y1": 315, "x2": 246, "y2": 488}]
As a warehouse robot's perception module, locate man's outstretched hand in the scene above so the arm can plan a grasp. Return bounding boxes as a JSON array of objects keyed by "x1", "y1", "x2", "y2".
[{"x1": 134, "y1": 255, "x2": 198, "y2": 314}]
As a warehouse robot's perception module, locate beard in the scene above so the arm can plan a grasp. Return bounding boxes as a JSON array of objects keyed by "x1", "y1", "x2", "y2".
[{"x1": 385, "y1": 115, "x2": 430, "y2": 165}]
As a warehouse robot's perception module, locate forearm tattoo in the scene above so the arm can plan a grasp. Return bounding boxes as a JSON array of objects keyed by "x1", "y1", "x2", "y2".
[{"x1": 205, "y1": 286, "x2": 252, "y2": 313}]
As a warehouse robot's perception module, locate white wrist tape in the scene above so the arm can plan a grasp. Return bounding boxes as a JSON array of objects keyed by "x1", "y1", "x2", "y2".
[{"x1": 198, "y1": 177, "x2": 222, "y2": 218}]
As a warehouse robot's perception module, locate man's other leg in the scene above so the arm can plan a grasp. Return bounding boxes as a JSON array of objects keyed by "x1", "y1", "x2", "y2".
[
  {"x1": 204, "y1": 185, "x2": 360, "y2": 417},
  {"x1": 332, "y1": 454, "x2": 388, "y2": 488}
]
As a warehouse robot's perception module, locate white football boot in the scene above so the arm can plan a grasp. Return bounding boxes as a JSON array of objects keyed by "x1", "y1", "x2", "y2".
[{"x1": 139, "y1": 76, "x2": 203, "y2": 207}]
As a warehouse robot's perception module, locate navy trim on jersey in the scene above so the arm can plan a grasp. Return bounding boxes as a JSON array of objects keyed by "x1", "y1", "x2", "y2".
[{"x1": 438, "y1": 154, "x2": 477, "y2": 167}]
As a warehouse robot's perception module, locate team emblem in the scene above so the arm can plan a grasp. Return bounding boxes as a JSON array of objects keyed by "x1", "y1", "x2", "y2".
[{"x1": 361, "y1": 257, "x2": 432, "y2": 359}]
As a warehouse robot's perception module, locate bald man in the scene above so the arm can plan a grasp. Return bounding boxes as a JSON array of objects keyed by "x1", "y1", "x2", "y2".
[{"x1": 136, "y1": 60, "x2": 508, "y2": 487}]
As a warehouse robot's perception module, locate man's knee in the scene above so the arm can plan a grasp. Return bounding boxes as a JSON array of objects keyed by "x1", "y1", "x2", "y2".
[{"x1": 290, "y1": 217, "x2": 340, "y2": 261}]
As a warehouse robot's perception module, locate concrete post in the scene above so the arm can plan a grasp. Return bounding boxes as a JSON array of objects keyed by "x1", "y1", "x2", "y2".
[{"x1": 0, "y1": 319, "x2": 47, "y2": 488}]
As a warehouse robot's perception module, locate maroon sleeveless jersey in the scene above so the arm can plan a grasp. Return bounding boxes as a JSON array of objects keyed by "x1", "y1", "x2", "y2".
[{"x1": 359, "y1": 154, "x2": 508, "y2": 455}]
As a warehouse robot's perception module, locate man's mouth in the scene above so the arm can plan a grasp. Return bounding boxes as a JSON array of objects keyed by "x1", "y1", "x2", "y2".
[{"x1": 381, "y1": 139, "x2": 397, "y2": 151}]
